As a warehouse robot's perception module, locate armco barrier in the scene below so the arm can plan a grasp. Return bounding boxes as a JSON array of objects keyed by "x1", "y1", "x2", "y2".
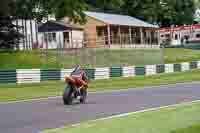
[
  {"x1": 135, "y1": 66, "x2": 146, "y2": 76},
  {"x1": 85, "y1": 69, "x2": 95, "y2": 80},
  {"x1": 162, "y1": 44, "x2": 200, "y2": 50},
  {"x1": 61, "y1": 69, "x2": 73, "y2": 81},
  {"x1": 156, "y1": 64, "x2": 165, "y2": 74},
  {"x1": 197, "y1": 61, "x2": 200, "y2": 69},
  {"x1": 173, "y1": 64, "x2": 182, "y2": 72},
  {"x1": 0, "y1": 70, "x2": 16, "y2": 84},
  {"x1": 95, "y1": 67, "x2": 110, "y2": 80},
  {"x1": 0, "y1": 61, "x2": 200, "y2": 84},
  {"x1": 41, "y1": 69, "x2": 61, "y2": 81},
  {"x1": 110, "y1": 67, "x2": 122, "y2": 78},
  {"x1": 146, "y1": 65, "x2": 156, "y2": 76},
  {"x1": 17, "y1": 69, "x2": 40, "y2": 84},
  {"x1": 190, "y1": 61, "x2": 198, "y2": 70},
  {"x1": 165, "y1": 64, "x2": 174, "y2": 73},
  {"x1": 122, "y1": 66, "x2": 135, "y2": 77},
  {"x1": 181, "y1": 62, "x2": 190, "y2": 71}
]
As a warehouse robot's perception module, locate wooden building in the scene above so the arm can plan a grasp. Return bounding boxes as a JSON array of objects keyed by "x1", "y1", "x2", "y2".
[
  {"x1": 38, "y1": 12, "x2": 160, "y2": 49},
  {"x1": 82, "y1": 11, "x2": 159, "y2": 48},
  {"x1": 38, "y1": 21, "x2": 84, "y2": 49}
]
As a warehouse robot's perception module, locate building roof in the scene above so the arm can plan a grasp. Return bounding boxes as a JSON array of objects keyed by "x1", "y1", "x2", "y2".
[
  {"x1": 84, "y1": 11, "x2": 158, "y2": 28},
  {"x1": 38, "y1": 21, "x2": 83, "y2": 33}
]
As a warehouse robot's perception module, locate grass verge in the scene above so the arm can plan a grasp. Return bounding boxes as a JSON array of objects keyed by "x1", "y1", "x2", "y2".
[
  {"x1": 171, "y1": 124, "x2": 200, "y2": 133},
  {"x1": 1, "y1": 69, "x2": 200, "y2": 102},
  {"x1": 43, "y1": 101, "x2": 200, "y2": 133},
  {"x1": 164, "y1": 48, "x2": 200, "y2": 63},
  {"x1": 0, "y1": 49, "x2": 162, "y2": 69},
  {"x1": 2, "y1": 48, "x2": 200, "y2": 69}
]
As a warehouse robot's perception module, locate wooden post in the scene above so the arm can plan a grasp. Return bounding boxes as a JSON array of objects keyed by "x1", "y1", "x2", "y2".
[
  {"x1": 140, "y1": 28, "x2": 143, "y2": 44},
  {"x1": 71, "y1": 30, "x2": 73, "y2": 48},
  {"x1": 145, "y1": 29, "x2": 149, "y2": 45},
  {"x1": 30, "y1": 20, "x2": 33, "y2": 49},
  {"x1": 118, "y1": 26, "x2": 122, "y2": 45},
  {"x1": 149, "y1": 29, "x2": 152, "y2": 45},
  {"x1": 25, "y1": 19, "x2": 28, "y2": 50},
  {"x1": 129, "y1": 27, "x2": 132, "y2": 44},
  {"x1": 103, "y1": 28, "x2": 105, "y2": 45},
  {"x1": 22, "y1": 19, "x2": 25, "y2": 50},
  {"x1": 45, "y1": 33, "x2": 48, "y2": 50},
  {"x1": 157, "y1": 31, "x2": 161, "y2": 46},
  {"x1": 107, "y1": 25, "x2": 111, "y2": 47},
  {"x1": 35, "y1": 20, "x2": 39, "y2": 48},
  {"x1": 16, "y1": 19, "x2": 20, "y2": 50},
  {"x1": 145, "y1": 30, "x2": 148, "y2": 45}
]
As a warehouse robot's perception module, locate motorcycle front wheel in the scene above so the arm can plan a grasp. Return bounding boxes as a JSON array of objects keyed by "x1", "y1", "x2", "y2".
[
  {"x1": 63, "y1": 85, "x2": 73, "y2": 105},
  {"x1": 80, "y1": 89, "x2": 87, "y2": 104}
]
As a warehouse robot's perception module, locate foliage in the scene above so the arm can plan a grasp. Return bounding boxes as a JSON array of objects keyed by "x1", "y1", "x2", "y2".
[
  {"x1": 86, "y1": 0, "x2": 124, "y2": 13},
  {"x1": 0, "y1": 1, "x2": 23, "y2": 50},
  {"x1": 0, "y1": 16, "x2": 22, "y2": 49},
  {"x1": 11, "y1": 0, "x2": 88, "y2": 24},
  {"x1": 87, "y1": 0, "x2": 196, "y2": 27},
  {"x1": 194, "y1": 0, "x2": 200, "y2": 8},
  {"x1": 2, "y1": 0, "x2": 197, "y2": 26},
  {"x1": 0, "y1": 0, "x2": 197, "y2": 49},
  {"x1": 0, "y1": 0, "x2": 88, "y2": 49}
]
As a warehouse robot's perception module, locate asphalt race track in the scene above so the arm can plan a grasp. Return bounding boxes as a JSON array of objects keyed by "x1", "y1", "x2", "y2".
[{"x1": 0, "y1": 82, "x2": 200, "y2": 133}]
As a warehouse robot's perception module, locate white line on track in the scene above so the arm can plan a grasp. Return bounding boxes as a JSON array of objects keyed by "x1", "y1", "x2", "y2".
[
  {"x1": 1, "y1": 81, "x2": 200, "y2": 105},
  {"x1": 43, "y1": 100, "x2": 200, "y2": 133}
]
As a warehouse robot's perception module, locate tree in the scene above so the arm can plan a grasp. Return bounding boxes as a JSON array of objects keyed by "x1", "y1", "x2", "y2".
[
  {"x1": 120, "y1": 0, "x2": 161, "y2": 22},
  {"x1": 0, "y1": 1, "x2": 10, "y2": 16},
  {"x1": 0, "y1": 16, "x2": 22, "y2": 49},
  {"x1": 194, "y1": 0, "x2": 200, "y2": 8},
  {"x1": 168, "y1": 0, "x2": 195, "y2": 25},
  {"x1": 12, "y1": 0, "x2": 88, "y2": 24},
  {"x1": 119, "y1": 0, "x2": 195, "y2": 27},
  {"x1": 0, "y1": 0, "x2": 88, "y2": 49},
  {"x1": 87, "y1": 0, "x2": 124, "y2": 13},
  {"x1": 50, "y1": 0, "x2": 88, "y2": 24},
  {"x1": 0, "y1": 0, "x2": 23, "y2": 50}
]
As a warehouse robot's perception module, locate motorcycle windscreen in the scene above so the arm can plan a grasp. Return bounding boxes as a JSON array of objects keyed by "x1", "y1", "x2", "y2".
[{"x1": 71, "y1": 66, "x2": 82, "y2": 76}]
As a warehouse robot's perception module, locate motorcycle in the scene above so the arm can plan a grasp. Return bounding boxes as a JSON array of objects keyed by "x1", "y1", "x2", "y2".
[{"x1": 63, "y1": 69, "x2": 88, "y2": 105}]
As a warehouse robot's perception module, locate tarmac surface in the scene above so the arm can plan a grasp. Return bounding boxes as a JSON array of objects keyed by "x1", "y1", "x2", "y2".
[{"x1": 0, "y1": 82, "x2": 200, "y2": 133}]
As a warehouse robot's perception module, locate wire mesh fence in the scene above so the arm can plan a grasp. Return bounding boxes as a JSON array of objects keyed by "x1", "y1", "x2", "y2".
[
  {"x1": 39, "y1": 36, "x2": 164, "y2": 69},
  {"x1": 10, "y1": 19, "x2": 164, "y2": 69}
]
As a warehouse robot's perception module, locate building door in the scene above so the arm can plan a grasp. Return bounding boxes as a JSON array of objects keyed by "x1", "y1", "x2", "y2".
[{"x1": 63, "y1": 32, "x2": 70, "y2": 48}]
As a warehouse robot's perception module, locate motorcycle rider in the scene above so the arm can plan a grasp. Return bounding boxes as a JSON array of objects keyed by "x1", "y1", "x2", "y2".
[{"x1": 70, "y1": 65, "x2": 88, "y2": 93}]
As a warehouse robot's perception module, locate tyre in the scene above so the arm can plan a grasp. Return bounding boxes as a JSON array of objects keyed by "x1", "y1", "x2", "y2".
[
  {"x1": 63, "y1": 85, "x2": 73, "y2": 105},
  {"x1": 80, "y1": 89, "x2": 87, "y2": 104}
]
